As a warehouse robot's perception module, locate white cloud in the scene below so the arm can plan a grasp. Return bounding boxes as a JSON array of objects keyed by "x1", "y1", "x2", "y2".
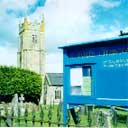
[
  {"x1": 98, "y1": 0, "x2": 121, "y2": 8},
  {"x1": 46, "y1": 52, "x2": 63, "y2": 73},
  {"x1": 43, "y1": 0, "x2": 97, "y2": 52},
  {"x1": 0, "y1": 45, "x2": 17, "y2": 66}
]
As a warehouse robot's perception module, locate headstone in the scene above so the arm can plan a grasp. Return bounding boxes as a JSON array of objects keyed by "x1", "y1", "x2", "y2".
[
  {"x1": 11, "y1": 94, "x2": 18, "y2": 116},
  {"x1": 19, "y1": 94, "x2": 25, "y2": 116},
  {"x1": 0, "y1": 102, "x2": 5, "y2": 116},
  {"x1": 94, "y1": 110, "x2": 112, "y2": 128}
]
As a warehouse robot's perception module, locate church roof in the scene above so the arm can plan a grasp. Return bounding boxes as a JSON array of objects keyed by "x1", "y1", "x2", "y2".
[{"x1": 46, "y1": 73, "x2": 63, "y2": 86}]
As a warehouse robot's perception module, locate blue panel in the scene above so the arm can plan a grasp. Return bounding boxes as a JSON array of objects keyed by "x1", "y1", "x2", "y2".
[
  {"x1": 96, "y1": 68, "x2": 128, "y2": 99},
  {"x1": 62, "y1": 36, "x2": 128, "y2": 126}
]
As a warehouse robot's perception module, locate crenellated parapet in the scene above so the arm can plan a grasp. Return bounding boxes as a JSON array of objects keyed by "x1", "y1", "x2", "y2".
[{"x1": 19, "y1": 16, "x2": 45, "y2": 35}]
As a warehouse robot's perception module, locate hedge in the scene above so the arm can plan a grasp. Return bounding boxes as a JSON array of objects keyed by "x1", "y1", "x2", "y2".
[{"x1": 0, "y1": 66, "x2": 42, "y2": 104}]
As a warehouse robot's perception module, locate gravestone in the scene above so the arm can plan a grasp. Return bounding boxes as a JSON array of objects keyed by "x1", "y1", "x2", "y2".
[
  {"x1": 19, "y1": 94, "x2": 25, "y2": 116},
  {"x1": 11, "y1": 94, "x2": 18, "y2": 116}
]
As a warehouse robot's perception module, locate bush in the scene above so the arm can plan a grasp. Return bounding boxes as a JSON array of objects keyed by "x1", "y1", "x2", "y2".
[{"x1": 0, "y1": 66, "x2": 42, "y2": 104}]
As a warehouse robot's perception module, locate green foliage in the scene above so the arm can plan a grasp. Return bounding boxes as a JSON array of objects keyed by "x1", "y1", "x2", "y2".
[{"x1": 0, "y1": 65, "x2": 42, "y2": 103}]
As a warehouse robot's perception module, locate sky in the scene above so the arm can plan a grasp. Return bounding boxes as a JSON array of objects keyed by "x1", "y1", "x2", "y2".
[{"x1": 0, "y1": 0, "x2": 128, "y2": 73}]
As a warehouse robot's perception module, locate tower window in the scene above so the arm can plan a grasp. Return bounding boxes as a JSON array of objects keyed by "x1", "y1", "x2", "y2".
[{"x1": 32, "y1": 34, "x2": 37, "y2": 43}]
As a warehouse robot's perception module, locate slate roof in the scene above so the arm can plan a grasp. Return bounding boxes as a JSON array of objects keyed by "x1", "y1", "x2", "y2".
[{"x1": 46, "y1": 73, "x2": 63, "y2": 86}]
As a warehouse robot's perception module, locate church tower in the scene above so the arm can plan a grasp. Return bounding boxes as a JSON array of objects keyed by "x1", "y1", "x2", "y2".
[{"x1": 17, "y1": 17, "x2": 45, "y2": 77}]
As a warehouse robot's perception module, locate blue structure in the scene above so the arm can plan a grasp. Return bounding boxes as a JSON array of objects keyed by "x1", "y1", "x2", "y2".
[{"x1": 60, "y1": 35, "x2": 128, "y2": 125}]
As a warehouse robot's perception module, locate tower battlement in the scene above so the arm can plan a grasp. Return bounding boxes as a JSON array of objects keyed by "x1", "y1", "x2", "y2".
[{"x1": 19, "y1": 17, "x2": 45, "y2": 34}]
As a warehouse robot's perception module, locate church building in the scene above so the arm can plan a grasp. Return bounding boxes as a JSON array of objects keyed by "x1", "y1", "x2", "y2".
[{"x1": 17, "y1": 17, "x2": 45, "y2": 77}]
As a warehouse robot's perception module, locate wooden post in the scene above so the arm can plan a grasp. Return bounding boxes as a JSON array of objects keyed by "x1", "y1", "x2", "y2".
[
  {"x1": 40, "y1": 105, "x2": 44, "y2": 126},
  {"x1": 48, "y1": 104, "x2": 52, "y2": 127},
  {"x1": 17, "y1": 104, "x2": 21, "y2": 127},
  {"x1": 87, "y1": 106, "x2": 92, "y2": 127},
  {"x1": 11, "y1": 106, "x2": 14, "y2": 126},
  {"x1": 32, "y1": 104, "x2": 36, "y2": 127},
  {"x1": 24, "y1": 104, "x2": 28, "y2": 127}
]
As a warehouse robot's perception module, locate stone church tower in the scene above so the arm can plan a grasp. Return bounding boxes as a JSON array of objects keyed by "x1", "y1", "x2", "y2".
[
  {"x1": 17, "y1": 17, "x2": 46, "y2": 104},
  {"x1": 17, "y1": 17, "x2": 45, "y2": 77}
]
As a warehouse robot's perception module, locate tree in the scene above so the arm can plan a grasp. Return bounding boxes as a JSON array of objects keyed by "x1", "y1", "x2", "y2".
[{"x1": 0, "y1": 66, "x2": 42, "y2": 104}]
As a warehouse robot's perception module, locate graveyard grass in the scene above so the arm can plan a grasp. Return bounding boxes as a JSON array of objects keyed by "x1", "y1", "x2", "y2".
[{"x1": 1, "y1": 104, "x2": 128, "y2": 127}]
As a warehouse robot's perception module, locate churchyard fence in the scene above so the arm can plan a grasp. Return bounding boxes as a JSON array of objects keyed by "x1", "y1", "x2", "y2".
[{"x1": 0, "y1": 102, "x2": 128, "y2": 127}]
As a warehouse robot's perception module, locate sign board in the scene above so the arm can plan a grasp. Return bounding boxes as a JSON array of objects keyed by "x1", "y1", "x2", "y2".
[{"x1": 60, "y1": 35, "x2": 128, "y2": 125}]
